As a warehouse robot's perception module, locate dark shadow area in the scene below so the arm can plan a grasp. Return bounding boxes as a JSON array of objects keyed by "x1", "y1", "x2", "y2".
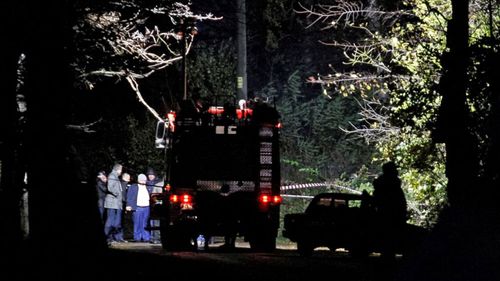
[
  {"x1": 395, "y1": 203, "x2": 500, "y2": 281},
  {"x1": 4, "y1": 245, "x2": 408, "y2": 281}
]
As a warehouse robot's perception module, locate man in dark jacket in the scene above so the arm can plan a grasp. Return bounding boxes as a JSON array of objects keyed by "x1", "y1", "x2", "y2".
[
  {"x1": 121, "y1": 173, "x2": 132, "y2": 240},
  {"x1": 96, "y1": 171, "x2": 107, "y2": 224},
  {"x1": 146, "y1": 167, "x2": 162, "y2": 244}
]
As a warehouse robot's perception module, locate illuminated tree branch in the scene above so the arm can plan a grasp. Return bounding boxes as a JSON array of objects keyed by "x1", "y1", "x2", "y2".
[
  {"x1": 295, "y1": 1, "x2": 411, "y2": 29},
  {"x1": 74, "y1": 2, "x2": 221, "y2": 119},
  {"x1": 340, "y1": 98, "x2": 400, "y2": 143}
]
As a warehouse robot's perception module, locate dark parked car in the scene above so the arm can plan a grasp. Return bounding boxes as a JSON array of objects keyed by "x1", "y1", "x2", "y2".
[{"x1": 282, "y1": 192, "x2": 428, "y2": 257}]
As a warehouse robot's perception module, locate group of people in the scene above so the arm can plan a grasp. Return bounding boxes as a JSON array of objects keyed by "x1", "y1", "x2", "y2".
[{"x1": 96, "y1": 163, "x2": 163, "y2": 245}]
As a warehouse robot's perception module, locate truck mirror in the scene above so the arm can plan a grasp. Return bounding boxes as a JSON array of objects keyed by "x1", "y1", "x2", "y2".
[{"x1": 155, "y1": 121, "x2": 167, "y2": 149}]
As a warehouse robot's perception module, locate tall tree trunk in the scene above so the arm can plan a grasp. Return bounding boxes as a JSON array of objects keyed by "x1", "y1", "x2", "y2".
[
  {"x1": 19, "y1": 1, "x2": 107, "y2": 265},
  {"x1": 436, "y1": 0, "x2": 477, "y2": 208},
  {"x1": 402, "y1": 2, "x2": 500, "y2": 280},
  {"x1": 0, "y1": 1, "x2": 25, "y2": 258}
]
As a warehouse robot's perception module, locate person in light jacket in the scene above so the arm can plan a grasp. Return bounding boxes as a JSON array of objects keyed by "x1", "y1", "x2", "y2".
[{"x1": 126, "y1": 174, "x2": 153, "y2": 242}]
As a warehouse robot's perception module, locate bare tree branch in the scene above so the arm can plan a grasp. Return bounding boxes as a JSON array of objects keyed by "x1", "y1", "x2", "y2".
[
  {"x1": 66, "y1": 118, "x2": 103, "y2": 133},
  {"x1": 126, "y1": 76, "x2": 164, "y2": 123},
  {"x1": 295, "y1": 1, "x2": 412, "y2": 29},
  {"x1": 339, "y1": 98, "x2": 400, "y2": 143},
  {"x1": 75, "y1": 3, "x2": 221, "y2": 121},
  {"x1": 295, "y1": 1, "x2": 413, "y2": 76}
]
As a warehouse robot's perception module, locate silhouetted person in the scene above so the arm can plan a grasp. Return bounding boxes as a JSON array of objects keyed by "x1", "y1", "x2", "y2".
[
  {"x1": 146, "y1": 167, "x2": 162, "y2": 244},
  {"x1": 96, "y1": 170, "x2": 108, "y2": 224},
  {"x1": 220, "y1": 184, "x2": 236, "y2": 249},
  {"x1": 121, "y1": 172, "x2": 133, "y2": 240},
  {"x1": 372, "y1": 161, "x2": 407, "y2": 259},
  {"x1": 220, "y1": 102, "x2": 237, "y2": 125},
  {"x1": 250, "y1": 97, "x2": 280, "y2": 125}
]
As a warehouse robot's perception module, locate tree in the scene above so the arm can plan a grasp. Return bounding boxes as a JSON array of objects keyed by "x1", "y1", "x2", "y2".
[{"x1": 0, "y1": 1, "x2": 26, "y2": 258}]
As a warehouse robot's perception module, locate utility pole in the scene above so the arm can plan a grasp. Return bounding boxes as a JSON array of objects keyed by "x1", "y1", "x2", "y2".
[
  {"x1": 236, "y1": 0, "x2": 247, "y2": 101},
  {"x1": 179, "y1": 19, "x2": 198, "y2": 101},
  {"x1": 181, "y1": 19, "x2": 188, "y2": 101}
]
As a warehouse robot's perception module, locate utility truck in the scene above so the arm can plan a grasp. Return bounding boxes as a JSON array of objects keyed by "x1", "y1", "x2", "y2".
[{"x1": 154, "y1": 97, "x2": 282, "y2": 251}]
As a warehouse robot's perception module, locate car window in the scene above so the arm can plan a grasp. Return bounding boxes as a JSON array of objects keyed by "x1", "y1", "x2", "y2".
[
  {"x1": 348, "y1": 200, "x2": 362, "y2": 208},
  {"x1": 334, "y1": 199, "x2": 347, "y2": 208},
  {"x1": 317, "y1": 197, "x2": 333, "y2": 207},
  {"x1": 306, "y1": 194, "x2": 366, "y2": 213}
]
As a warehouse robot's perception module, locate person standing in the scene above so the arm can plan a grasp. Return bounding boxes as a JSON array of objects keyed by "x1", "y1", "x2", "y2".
[
  {"x1": 372, "y1": 161, "x2": 407, "y2": 258},
  {"x1": 146, "y1": 168, "x2": 162, "y2": 244},
  {"x1": 121, "y1": 172, "x2": 133, "y2": 240},
  {"x1": 104, "y1": 163, "x2": 126, "y2": 244},
  {"x1": 96, "y1": 171, "x2": 107, "y2": 224},
  {"x1": 126, "y1": 174, "x2": 153, "y2": 242}
]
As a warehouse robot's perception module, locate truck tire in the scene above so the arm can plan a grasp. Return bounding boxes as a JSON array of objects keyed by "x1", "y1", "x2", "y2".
[
  {"x1": 249, "y1": 234, "x2": 276, "y2": 252},
  {"x1": 161, "y1": 225, "x2": 195, "y2": 251}
]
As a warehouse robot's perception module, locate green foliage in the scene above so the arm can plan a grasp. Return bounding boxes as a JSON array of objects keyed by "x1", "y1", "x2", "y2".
[
  {"x1": 469, "y1": 0, "x2": 500, "y2": 42},
  {"x1": 123, "y1": 114, "x2": 165, "y2": 176},
  {"x1": 371, "y1": 1, "x2": 451, "y2": 226},
  {"x1": 262, "y1": 0, "x2": 287, "y2": 51},
  {"x1": 268, "y1": 71, "x2": 377, "y2": 183},
  {"x1": 76, "y1": 112, "x2": 165, "y2": 180},
  {"x1": 188, "y1": 40, "x2": 236, "y2": 98},
  {"x1": 291, "y1": 0, "x2": 457, "y2": 227},
  {"x1": 401, "y1": 162, "x2": 447, "y2": 227}
]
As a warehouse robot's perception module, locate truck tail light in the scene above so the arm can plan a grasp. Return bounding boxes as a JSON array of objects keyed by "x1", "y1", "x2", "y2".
[
  {"x1": 259, "y1": 194, "x2": 270, "y2": 204},
  {"x1": 170, "y1": 193, "x2": 194, "y2": 210},
  {"x1": 181, "y1": 194, "x2": 193, "y2": 204},
  {"x1": 258, "y1": 194, "x2": 282, "y2": 205},
  {"x1": 170, "y1": 193, "x2": 193, "y2": 203},
  {"x1": 170, "y1": 194, "x2": 179, "y2": 203}
]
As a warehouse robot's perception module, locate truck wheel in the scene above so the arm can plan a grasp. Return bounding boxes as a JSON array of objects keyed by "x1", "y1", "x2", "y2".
[
  {"x1": 249, "y1": 234, "x2": 276, "y2": 252},
  {"x1": 162, "y1": 226, "x2": 194, "y2": 251},
  {"x1": 297, "y1": 241, "x2": 313, "y2": 257}
]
